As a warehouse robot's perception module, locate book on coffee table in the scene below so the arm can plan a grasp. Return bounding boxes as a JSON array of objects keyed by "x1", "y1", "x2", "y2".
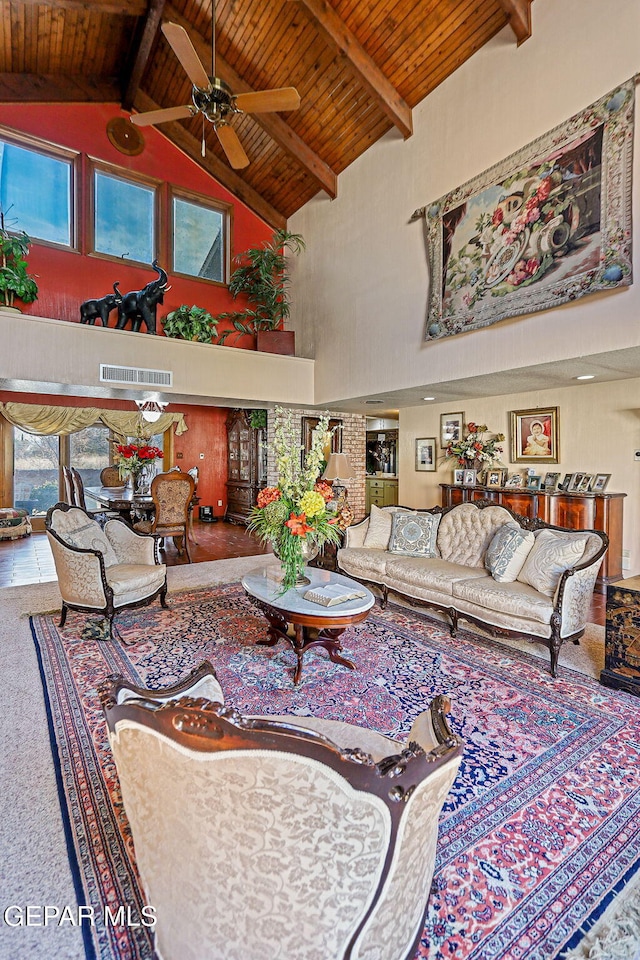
[{"x1": 303, "y1": 584, "x2": 367, "y2": 607}]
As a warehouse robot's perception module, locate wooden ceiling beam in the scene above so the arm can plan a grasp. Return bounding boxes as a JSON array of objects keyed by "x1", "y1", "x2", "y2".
[
  {"x1": 133, "y1": 91, "x2": 287, "y2": 230},
  {"x1": 163, "y1": 4, "x2": 337, "y2": 199},
  {"x1": 288, "y1": 0, "x2": 412, "y2": 139},
  {"x1": 13, "y1": 0, "x2": 147, "y2": 15},
  {"x1": 122, "y1": 0, "x2": 166, "y2": 111},
  {"x1": 496, "y1": 0, "x2": 532, "y2": 44},
  {"x1": 0, "y1": 72, "x2": 121, "y2": 102}
]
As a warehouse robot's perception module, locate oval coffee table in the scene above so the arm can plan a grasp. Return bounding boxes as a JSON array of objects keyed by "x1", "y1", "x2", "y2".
[{"x1": 242, "y1": 565, "x2": 375, "y2": 685}]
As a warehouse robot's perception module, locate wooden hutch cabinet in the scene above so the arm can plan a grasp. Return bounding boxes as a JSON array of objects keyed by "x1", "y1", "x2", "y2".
[
  {"x1": 225, "y1": 410, "x2": 267, "y2": 524},
  {"x1": 440, "y1": 483, "x2": 626, "y2": 594}
]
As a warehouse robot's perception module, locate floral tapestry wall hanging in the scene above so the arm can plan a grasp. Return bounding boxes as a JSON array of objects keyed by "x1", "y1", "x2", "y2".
[{"x1": 418, "y1": 78, "x2": 634, "y2": 341}]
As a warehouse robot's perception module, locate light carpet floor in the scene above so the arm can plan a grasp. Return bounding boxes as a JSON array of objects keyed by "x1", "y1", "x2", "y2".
[{"x1": 0, "y1": 559, "x2": 635, "y2": 960}]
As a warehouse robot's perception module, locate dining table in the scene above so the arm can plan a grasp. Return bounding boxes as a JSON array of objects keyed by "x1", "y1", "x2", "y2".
[
  {"x1": 85, "y1": 485, "x2": 155, "y2": 524},
  {"x1": 85, "y1": 485, "x2": 200, "y2": 543}
]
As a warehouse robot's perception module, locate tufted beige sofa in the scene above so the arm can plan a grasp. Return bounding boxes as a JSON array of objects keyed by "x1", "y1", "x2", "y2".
[{"x1": 337, "y1": 501, "x2": 608, "y2": 677}]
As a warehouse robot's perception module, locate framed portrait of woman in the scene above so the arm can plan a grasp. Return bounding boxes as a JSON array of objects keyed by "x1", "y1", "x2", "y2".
[{"x1": 510, "y1": 407, "x2": 559, "y2": 463}]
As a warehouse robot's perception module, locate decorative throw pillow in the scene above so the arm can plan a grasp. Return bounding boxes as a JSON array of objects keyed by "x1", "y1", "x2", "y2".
[
  {"x1": 363, "y1": 503, "x2": 394, "y2": 549},
  {"x1": 389, "y1": 511, "x2": 441, "y2": 558},
  {"x1": 485, "y1": 522, "x2": 535, "y2": 583},
  {"x1": 64, "y1": 520, "x2": 119, "y2": 567},
  {"x1": 517, "y1": 530, "x2": 587, "y2": 597}
]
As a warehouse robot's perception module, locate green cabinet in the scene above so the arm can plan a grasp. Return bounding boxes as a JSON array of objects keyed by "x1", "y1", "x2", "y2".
[{"x1": 365, "y1": 477, "x2": 398, "y2": 511}]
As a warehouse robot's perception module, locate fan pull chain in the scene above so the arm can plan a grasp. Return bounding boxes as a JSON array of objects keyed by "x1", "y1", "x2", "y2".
[{"x1": 202, "y1": 115, "x2": 206, "y2": 157}]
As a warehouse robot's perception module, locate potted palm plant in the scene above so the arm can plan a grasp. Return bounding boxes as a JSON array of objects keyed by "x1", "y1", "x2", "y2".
[
  {"x1": 0, "y1": 211, "x2": 38, "y2": 311},
  {"x1": 216, "y1": 229, "x2": 304, "y2": 354}
]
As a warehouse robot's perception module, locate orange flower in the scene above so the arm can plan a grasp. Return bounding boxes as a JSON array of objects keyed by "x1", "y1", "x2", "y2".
[
  {"x1": 257, "y1": 486, "x2": 281, "y2": 508},
  {"x1": 285, "y1": 512, "x2": 313, "y2": 536}
]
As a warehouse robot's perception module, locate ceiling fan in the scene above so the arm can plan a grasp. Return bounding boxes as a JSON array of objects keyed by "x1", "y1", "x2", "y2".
[{"x1": 131, "y1": 14, "x2": 301, "y2": 169}]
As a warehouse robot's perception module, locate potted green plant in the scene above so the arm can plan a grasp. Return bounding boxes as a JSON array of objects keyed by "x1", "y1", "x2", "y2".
[
  {"x1": 216, "y1": 229, "x2": 305, "y2": 354},
  {"x1": 0, "y1": 211, "x2": 38, "y2": 311},
  {"x1": 162, "y1": 304, "x2": 218, "y2": 343}
]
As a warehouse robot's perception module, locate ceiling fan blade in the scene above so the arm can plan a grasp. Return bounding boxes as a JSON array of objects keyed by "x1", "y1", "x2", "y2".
[
  {"x1": 131, "y1": 105, "x2": 194, "y2": 126},
  {"x1": 234, "y1": 87, "x2": 301, "y2": 114},
  {"x1": 162, "y1": 21, "x2": 210, "y2": 89},
  {"x1": 215, "y1": 123, "x2": 250, "y2": 169}
]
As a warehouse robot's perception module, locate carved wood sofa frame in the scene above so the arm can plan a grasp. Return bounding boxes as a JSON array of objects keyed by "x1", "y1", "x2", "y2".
[
  {"x1": 100, "y1": 661, "x2": 464, "y2": 960},
  {"x1": 340, "y1": 500, "x2": 608, "y2": 678}
]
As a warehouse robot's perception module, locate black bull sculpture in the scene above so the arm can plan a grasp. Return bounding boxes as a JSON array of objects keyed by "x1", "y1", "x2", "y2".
[{"x1": 79, "y1": 261, "x2": 170, "y2": 334}]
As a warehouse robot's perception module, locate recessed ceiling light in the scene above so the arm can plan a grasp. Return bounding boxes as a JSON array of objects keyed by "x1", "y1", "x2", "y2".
[
  {"x1": 576, "y1": 374, "x2": 595, "y2": 380},
  {"x1": 422, "y1": 396, "x2": 436, "y2": 401},
  {"x1": 365, "y1": 400, "x2": 383, "y2": 404}
]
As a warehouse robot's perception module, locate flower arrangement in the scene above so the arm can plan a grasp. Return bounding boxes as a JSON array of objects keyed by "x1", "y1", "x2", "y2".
[
  {"x1": 113, "y1": 443, "x2": 163, "y2": 483},
  {"x1": 444, "y1": 422, "x2": 505, "y2": 469},
  {"x1": 248, "y1": 407, "x2": 342, "y2": 590}
]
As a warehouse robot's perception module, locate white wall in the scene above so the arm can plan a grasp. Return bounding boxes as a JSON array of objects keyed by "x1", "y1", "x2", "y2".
[
  {"x1": 398, "y1": 378, "x2": 640, "y2": 576},
  {"x1": 288, "y1": 0, "x2": 640, "y2": 404}
]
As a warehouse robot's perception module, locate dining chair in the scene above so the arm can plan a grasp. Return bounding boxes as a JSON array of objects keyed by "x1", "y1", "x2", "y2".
[
  {"x1": 70, "y1": 467, "x2": 119, "y2": 523},
  {"x1": 100, "y1": 465, "x2": 122, "y2": 487},
  {"x1": 100, "y1": 660, "x2": 464, "y2": 960},
  {"x1": 134, "y1": 470, "x2": 195, "y2": 562},
  {"x1": 62, "y1": 465, "x2": 76, "y2": 506}
]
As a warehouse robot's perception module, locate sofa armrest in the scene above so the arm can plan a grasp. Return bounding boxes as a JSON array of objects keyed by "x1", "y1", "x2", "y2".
[
  {"x1": 344, "y1": 517, "x2": 369, "y2": 548},
  {"x1": 557, "y1": 558, "x2": 604, "y2": 638},
  {"x1": 104, "y1": 519, "x2": 158, "y2": 565}
]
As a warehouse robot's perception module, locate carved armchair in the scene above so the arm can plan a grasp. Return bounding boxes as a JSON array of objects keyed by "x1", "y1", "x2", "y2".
[
  {"x1": 100, "y1": 661, "x2": 464, "y2": 960},
  {"x1": 46, "y1": 502, "x2": 168, "y2": 640}
]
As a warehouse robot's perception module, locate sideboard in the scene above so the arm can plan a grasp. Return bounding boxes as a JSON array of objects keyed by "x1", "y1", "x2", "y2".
[{"x1": 440, "y1": 483, "x2": 625, "y2": 593}]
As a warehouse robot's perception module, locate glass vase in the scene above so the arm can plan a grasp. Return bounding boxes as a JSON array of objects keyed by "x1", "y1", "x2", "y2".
[{"x1": 273, "y1": 538, "x2": 319, "y2": 588}]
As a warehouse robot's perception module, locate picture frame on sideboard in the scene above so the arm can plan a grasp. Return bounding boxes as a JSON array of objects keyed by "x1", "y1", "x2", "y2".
[
  {"x1": 453, "y1": 468, "x2": 465, "y2": 485},
  {"x1": 543, "y1": 472, "x2": 560, "y2": 492},
  {"x1": 486, "y1": 469, "x2": 505, "y2": 488},
  {"x1": 505, "y1": 473, "x2": 523, "y2": 487},
  {"x1": 592, "y1": 473, "x2": 611, "y2": 492},
  {"x1": 463, "y1": 469, "x2": 477, "y2": 486}
]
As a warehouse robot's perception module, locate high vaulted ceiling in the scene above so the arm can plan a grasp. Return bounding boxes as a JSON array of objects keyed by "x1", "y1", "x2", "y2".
[{"x1": 0, "y1": 0, "x2": 533, "y2": 227}]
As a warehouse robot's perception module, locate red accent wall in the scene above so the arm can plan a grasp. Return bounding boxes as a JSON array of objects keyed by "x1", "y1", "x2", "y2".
[
  {"x1": 0, "y1": 102, "x2": 270, "y2": 347},
  {"x1": 0, "y1": 389, "x2": 230, "y2": 513}
]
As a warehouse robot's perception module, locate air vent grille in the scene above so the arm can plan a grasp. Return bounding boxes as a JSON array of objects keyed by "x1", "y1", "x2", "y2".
[{"x1": 100, "y1": 364, "x2": 173, "y2": 387}]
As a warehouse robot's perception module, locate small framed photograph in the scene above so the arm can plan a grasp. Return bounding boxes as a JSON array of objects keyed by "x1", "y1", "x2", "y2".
[
  {"x1": 486, "y1": 469, "x2": 505, "y2": 488},
  {"x1": 505, "y1": 473, "x2": 523, "y2": 487},
  {"x1": 527, "y1": 475, "x2": 542, "y2": 490},
  {"x1": 567, "y1": 473, "x2": 583, "y2": 492},
  {"x1": 577, "y1": 473, "x2": 594, "y2": 492},
  {"x1": 453, "y1": 468, "x2": 465, "y2": 485},
  {"x1": 415, "y1": 437, "x2": 436, "y2": 471},
  {"x1": 510, "y1": 406, "x2": 559, "y2": 463},
  {"x1": 440, "y1": 412, "x2": 464, "y2": 449},
  {"x1": 463, "y1": 469, "x2": 477, "y2": 486},
  {"x1": 592, "y1": 473, "x2": 611, "y2": 492},
  {"x1": 543, "y1": 472, "x2": 560, "y2": 492},
  {"x1": 559, "y1": 473, "x2": 573, "y2": 491}
]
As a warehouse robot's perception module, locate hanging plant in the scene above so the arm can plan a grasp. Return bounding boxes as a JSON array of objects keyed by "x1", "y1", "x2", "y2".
[{"x1": 249, "y1": 409, "x2": 267, "y2": 430}]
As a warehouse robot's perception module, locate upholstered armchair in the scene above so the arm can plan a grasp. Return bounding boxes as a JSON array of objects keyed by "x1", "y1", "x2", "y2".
[
  {"x1": 134, "y1": 470, "x2": 195, "y2": 562},
  {"x1": 46, "y1": 502, "x2": 168, "y2": 640},
  {"x1": 100, "y1": 661, "x2": 464, "y2": 960}
]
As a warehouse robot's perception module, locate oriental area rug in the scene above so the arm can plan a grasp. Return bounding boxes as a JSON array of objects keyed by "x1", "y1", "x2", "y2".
[{"x1": 31, "y1": 584, "x2": 640, "y2": 960}]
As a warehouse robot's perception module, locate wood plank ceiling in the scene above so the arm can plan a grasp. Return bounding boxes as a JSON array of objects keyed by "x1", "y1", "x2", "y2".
[{"x1": 0, "y1": 0, "x2": 533, "y2": 227}]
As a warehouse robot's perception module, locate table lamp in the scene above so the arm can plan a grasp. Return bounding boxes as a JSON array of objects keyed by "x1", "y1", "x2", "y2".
[{"x1": 322, "y1": 452, "x2": 354, "y2": 507}]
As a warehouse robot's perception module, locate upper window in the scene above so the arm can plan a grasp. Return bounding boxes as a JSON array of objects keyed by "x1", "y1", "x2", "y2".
[
  {"x1": 0, "y1": 130, "x2": 74, "y2": 247},
  {"x1": 171, "y1": 189, "x2": 230, "y2": 284},
  {"x1": 92, "y1": 164, "x2": 158, "y2": 266}
]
